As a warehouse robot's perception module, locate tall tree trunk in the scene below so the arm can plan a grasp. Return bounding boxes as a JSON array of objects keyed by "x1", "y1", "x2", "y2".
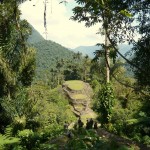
[{"x1": 105, "y1": 29, "x2": 110, "y2": 83}]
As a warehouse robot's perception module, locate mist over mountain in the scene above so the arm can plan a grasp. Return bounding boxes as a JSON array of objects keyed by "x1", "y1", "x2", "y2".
[{"x1": 71, "y1": 44, "x2": 132, "y2": 58}]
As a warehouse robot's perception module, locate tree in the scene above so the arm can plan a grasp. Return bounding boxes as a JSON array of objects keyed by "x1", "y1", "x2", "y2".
[
  {"x1": 95, "y1": 83, "x2": 115, "y2": 125},
  {"x1": 131, "y1": 6, "x2": 150, "y2": 88},
  {"x1": 0, "y1": 0, "x2": 36, "y2": 97},
  {"x1": 131, "y1": 36, "x2": 150, "y2": 87},
  {"x1": 72, "y1": 0, "x2": 111, "y2": 82},
  {"x1": 71, "y1": 0, "x2": 150, "y2": 125},
  {"x1": 82, "y1": 55, "x2": 91, "y2": 81},
  {"x1": 0, "y1": 0, "x2": 36, "y2": 131},
  {"x1": 72, "y1": 0, "x2": 150, "y2": 84}
]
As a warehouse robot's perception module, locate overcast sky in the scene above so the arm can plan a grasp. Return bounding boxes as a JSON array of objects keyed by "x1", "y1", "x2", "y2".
[{"x1": 20, "y1": 0, "x2": 104, "y2": 49}]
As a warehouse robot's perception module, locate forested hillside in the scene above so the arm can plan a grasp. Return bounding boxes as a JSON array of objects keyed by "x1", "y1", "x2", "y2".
[
  {"x1": 33, "y1": 40, "x2": 74, "y2": 79},
  {"x1": 27, "y1": 24, "x2": 45, "y2": 43},
  {"x1": 27, "y1": 25, "x2": 75, "y2": 80},
  {"x1": 0, "y1": 0, "x2": 150, "y2": 150}
]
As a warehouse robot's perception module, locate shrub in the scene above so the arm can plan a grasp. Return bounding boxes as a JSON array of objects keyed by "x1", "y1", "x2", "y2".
[
  {"x1": 142, "y1": 135, "x2": 150, "y2": 146},
  {"x1": 96, "y1": 83, "x2": 115, "y2": 125},
  {"x1": 17, "y1": 129, "x2": 41, "y2": 150},
  {"x1": 0, "y1": 127, "x2": 20, "y2": 150}
]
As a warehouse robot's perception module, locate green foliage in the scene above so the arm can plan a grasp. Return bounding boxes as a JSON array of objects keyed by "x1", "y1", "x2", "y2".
[
  {"x1": 12, "y1": 126, "x2": 63, "y2": 150},
  {"x1": 2, "y1": 88, "x2": 29, "y2": 120},
  {"x1": 17, "y1": 129, "x2": 41, "y2": 150},
  {"x1": 27, "y1": 25, "x2": 45, "y2": 44},
  {"x1": 0, "y1": 126, "x2": 20, "y2": 150},
  {"x1": 40, "y1": 124, "x2": 63, "y2": 141},
  {"x1": 18, "y1": 47, "x2": 36, "y2": 86},
  {"x1": 0, "y1": 126, "x2": 62, "y2": 150},
  {"x1": 126, "y1": 117, "x2": 150, "y2": 126},
  {"x1": 90, "y1": 57, "x2": 106, "y2": 84},
  {"x1": 130, "y1": 0, "x2": 150, "y2": 88},
  {"x1": 1, "y1": 84, "x2": 76, "y2": 135},
  {"x1": 1, "y1": 88, "x2": 31, "y2": 134},
  {"x1": 46, "y1": 87, "x2": 76, "y2": 124},
  {"x1": 32, "y1": 40, "x2": 74, "y2": 80},
  {"x1": 0, "y1": 134, "x2": 20, "y2": 150},
  {"x1": 0, "y1": 0, "x2": 149, "y2": 149},
  {"x1": 96, "y1": 83, "x2": 115, "y2": 125},
  {"x1": 131, "y1": 36, "x2": 150, "y2": 87},
  {"x1": 90, "y1": 79, "x2": 101, "y2": 93},
  {"x1": 38, "y1": 143, "x2": 58, "y2": 150},
  {"x1": 120, "y1": 9, "x2": 133, "y2": 17},
  {"x1": 29, "y1": 35, "x2": 92, "y2": 87},
  {"x1": 65, "y1": 129, "x2": 102, "y2": 150},
  {"x1": 65, "y1": 128, "x2": 130, "y2": 150},
  {"x1": 0, "y1": 0, "x2": 36, "y2": 97},
  {"x1": 110, "y1": 95, "x2": 143, "y2": 136},
  {"x1": 143, "y1": 135, "x2": 150, "y2": 146},
  {"x1": 61, "y1": 56, "x2": 87, "y2": 85},
  {"x1": 17, "y1": 129, "x2": 33, "y2": 139},
  {"x1": 27, "y1": 29, "x2": 93, "y2": 87},
  {"x1": 71, "y1": 0, "x2": 138, "y2": 52}
]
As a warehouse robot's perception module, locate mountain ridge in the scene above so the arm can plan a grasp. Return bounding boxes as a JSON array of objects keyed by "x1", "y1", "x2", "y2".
[
  {"x1": 28, "y1": 24, "x2": 132, "y2": 59},
  {"x1": 28, "y1": 24, "x2": 45, "y2": 44},
  {"x1": 71, "y1": 44, "x2": 132, "y2": 58}
]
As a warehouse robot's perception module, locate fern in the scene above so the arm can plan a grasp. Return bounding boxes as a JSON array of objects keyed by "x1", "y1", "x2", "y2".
[
  {"x1": 0, "y1": 134, "x2": 20, "y2": 150},
  {"x1": 0, "y1": 127, "x2": 20, "y2": 150},
  {"x1": 4, "y1": 126, "x2": 13, "y2": 138}
]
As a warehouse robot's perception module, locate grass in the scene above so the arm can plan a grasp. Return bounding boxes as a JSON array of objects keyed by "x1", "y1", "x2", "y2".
[
  {"x1": 81, "y1": 112, "x2": 98, "y2": 123},
  {"x1": 64, "y1": 80, "x2": 84, "y2": 91},
  {"x1": 74, "y1": 105, "x2": 84, "y2": 111},
  {"x1": 71, "y1": 94, "x2": 87, "y2": 100},
  {"x1": 74, "y1": 104, "x2": 84, "y2": 108}
]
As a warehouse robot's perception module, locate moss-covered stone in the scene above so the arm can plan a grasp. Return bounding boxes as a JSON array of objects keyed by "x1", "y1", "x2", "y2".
[{"x1": 63, "y1": 80, "x2": 94, "y2": 117}]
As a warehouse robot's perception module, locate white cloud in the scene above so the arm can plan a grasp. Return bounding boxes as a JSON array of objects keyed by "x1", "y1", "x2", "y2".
[{"x1": 20, "y1": 0, "x2": 104, "y2": 48}]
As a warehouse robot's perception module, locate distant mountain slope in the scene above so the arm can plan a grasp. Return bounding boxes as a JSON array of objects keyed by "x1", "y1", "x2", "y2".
[
  {"x1": 28, "y1": 24, "x2": 45, "y2": 44},
  {"x1": 72, "y1": 44, "x2": 132, "y2": 58},
  {"x1": 27, "y1": 25, "x2": 75, "y2": 79},
  {"x1": 34, "y1": 40, "x2": 74, "y2": 70},
  {"x1": 71, "y1": 46, "x2": 100, "y2": 58}
]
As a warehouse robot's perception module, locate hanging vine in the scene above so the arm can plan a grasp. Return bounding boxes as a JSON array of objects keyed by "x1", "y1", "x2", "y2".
[{"x1": 96, "y1": 83, "x2": 115, "y2": 125}]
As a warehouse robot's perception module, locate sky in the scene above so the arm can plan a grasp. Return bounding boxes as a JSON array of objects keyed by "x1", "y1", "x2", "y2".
[{"x1": 20, "y1": 0, "x2": 103, "y2": 49}]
